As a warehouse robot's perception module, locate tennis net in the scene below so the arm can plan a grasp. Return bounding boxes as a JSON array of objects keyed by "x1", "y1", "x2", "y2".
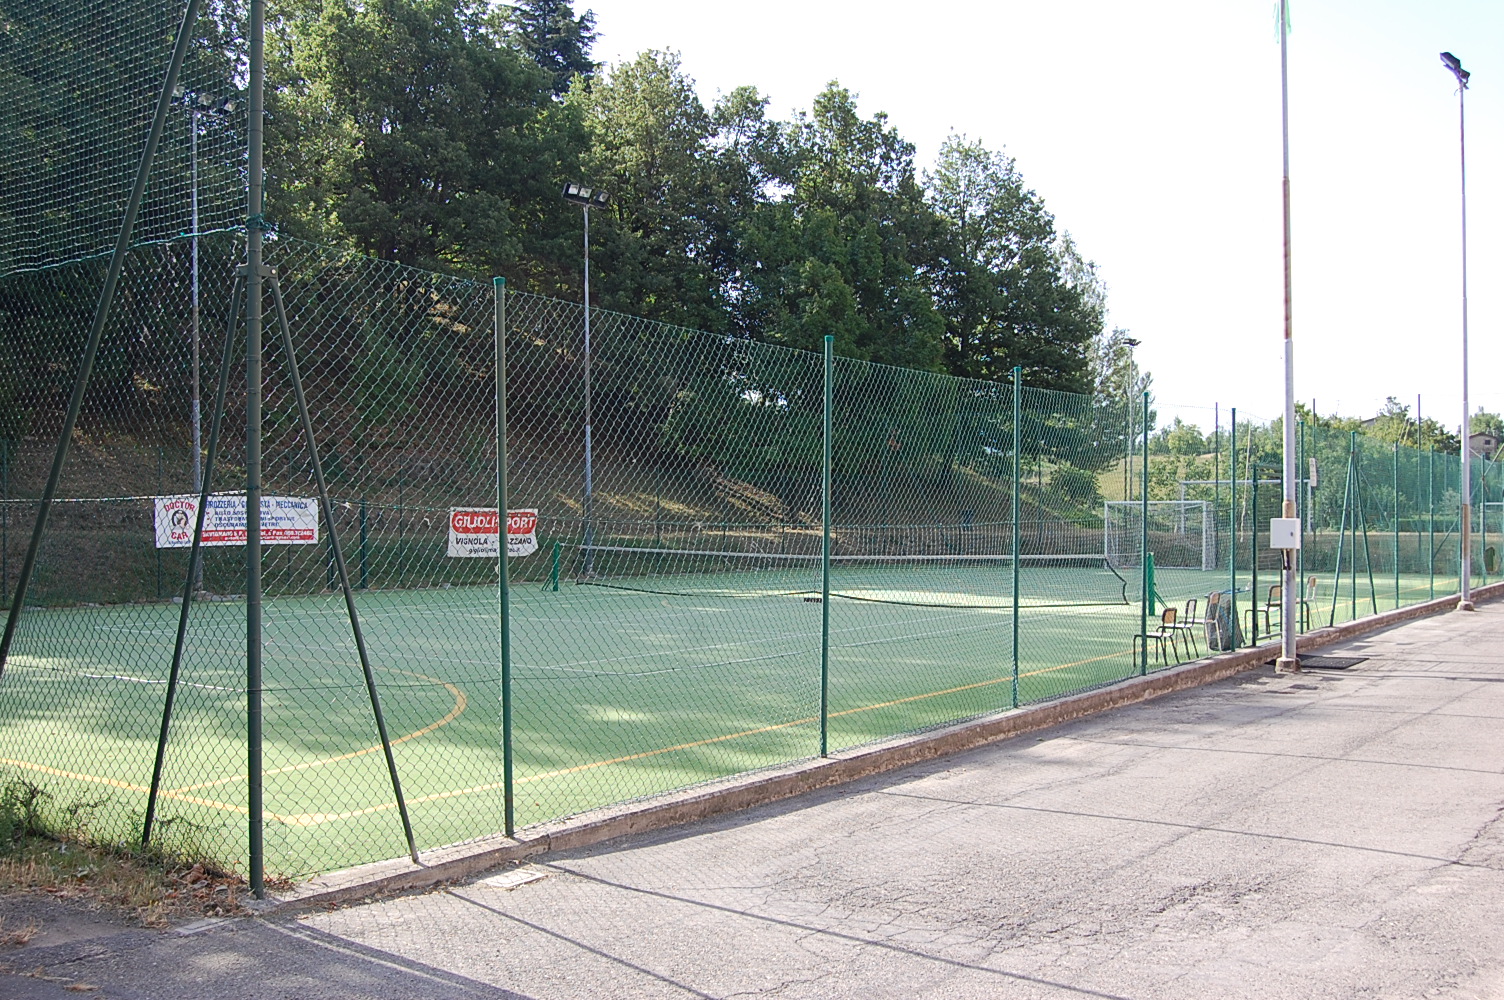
[{"x1": 571, "y1": 545, "x2": 1128, "y2": 608}]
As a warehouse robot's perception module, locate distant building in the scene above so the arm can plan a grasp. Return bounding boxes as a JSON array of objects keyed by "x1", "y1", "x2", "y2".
[{"x1": 1469, "y1": 432, "x2": 1498, "y2": 458}]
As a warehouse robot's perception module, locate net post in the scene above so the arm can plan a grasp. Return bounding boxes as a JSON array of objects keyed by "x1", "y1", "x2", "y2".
[
  {"x1": 820, "y1": 335, "x2": 833, "y2": 758},
  {"x1": 1140, "y1": 390, "x2": 1149, "y2": 676},
  {"x1": 496, "y1": 277, "x2": 515, "y2": 837},
  {"x1": 246, "y1": 0, "x2": 266, "y2": 900},
  {"x1": 1011, "y1": 367, "x2": 1021, "y2": 708},
  {"x1": 1229, "y1": 409, "x2": 1237, "y2": 651},
  {"x1": 551, "y1": 540, "x2": 561, "y2": 592},
  {"x1": 0, "y1": 0, "x2": 203, "y2": 682}
]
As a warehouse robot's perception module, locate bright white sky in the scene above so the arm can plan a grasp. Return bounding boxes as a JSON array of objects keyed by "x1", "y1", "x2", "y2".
[{"x1": 583, "y1": 0, "x2": 1501, "y2": 434}]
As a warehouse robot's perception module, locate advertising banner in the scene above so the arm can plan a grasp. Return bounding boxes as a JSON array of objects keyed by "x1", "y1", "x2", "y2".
[
  {"x1": 448, "y1": 508, "x2": 539, "y2": 558},
  {"x1": 154, "y1": 495, "x2": 319, "y2": 548}
]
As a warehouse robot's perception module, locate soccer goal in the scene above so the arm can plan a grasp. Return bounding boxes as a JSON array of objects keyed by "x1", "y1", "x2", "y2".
[{"x1": 1104, "y1": 500, "x2": 1215, "y2": 571}]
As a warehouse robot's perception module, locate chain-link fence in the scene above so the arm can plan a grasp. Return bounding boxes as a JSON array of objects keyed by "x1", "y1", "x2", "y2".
[
  {"x1": 0, "y1": 234, "x2": 1480, "y2": 878},
  {"x1": 0, "y1": 0, "x2": 1485, "y2": 884}
]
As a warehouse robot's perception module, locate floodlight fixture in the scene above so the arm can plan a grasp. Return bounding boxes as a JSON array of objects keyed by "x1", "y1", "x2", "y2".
[
  {"x1": 562, "y1": 183, "x2": 610, "y2": 209},
  {"x1": 1440, "y1": 51, "x2": 1469, "y2": 87}
]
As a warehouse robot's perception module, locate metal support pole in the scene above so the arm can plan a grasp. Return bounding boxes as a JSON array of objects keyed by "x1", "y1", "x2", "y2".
[
  {"x1": 1276, "y1": 0, "x2": 1299, "y2": 671},
  {"x1": 1329, "y1": 441, "x2": 1353, "y2": 628},
  {"x1": 245, "y1": 0, "x2": 267, "y2": 897},
  {"x1": 0, "y1": 0, "x2": 203, "y2": 680},
  {"x1": 1394, "y1": 440, "x2": 1400, "y2": 608},
  {"x1": 1454, "y1": 62, "x2": 1473, "y2": 611},
  {"x1": 1011, "y1": 367, "x2": 1021, "y2": 708},
  {"x1": 1353, "y1": 437, "x2": 1378, "y2": 615},
  {"x1": 359, "y1": 499, "x2": 369, "y2": 590},
  {"x1": 191, "y1": 110, "x2": 202, "y2": 504},
  {"x1": 820, "y1": 336, "x2": 833, "y2": 757},
  {"x1": 143, "y1": 274, "x2": 243, "y2": 847},
  {"x1": 1429, "y1": 446, "x2": 1436, "y2": 599},
  {"x1": 581, "y1": 206, "x2": 595, "y2": 577},
  {"x1": 1140, "y1": 391, "x2": 1149, "y2": 676},
  {"x1": 1, "y1": 442, "x2": 8, "y2": 605},
  {"x1": 1251, "y1": 472, "x2": 1259, "y2": 645},
  {"x1": 1229, "y1": 409, "x2": 1237, "y2": 651},
  {"x1": 1297, "y1": 419, "x2": 1306, "y2": 629},
  {"x1": 269, "y1": 272, "x2": 417, "y2": 864},
  {"x1": 496, "y1": 277, "x2": 515, "y2": 837}
]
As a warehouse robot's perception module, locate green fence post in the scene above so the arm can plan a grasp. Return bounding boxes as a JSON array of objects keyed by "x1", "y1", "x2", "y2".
[
  {"x1": 1394, "y1": 440, "x2": 1400, "y2": 609},
  {"x1": 1140, "y1": 391, "x2": 1149, "y2": 676},
  {"x1": 1250, "y1": 469, "x2": 1258, "y2": 644},
  {"x1": 495, "y1": 276, "x2": 514, "y2": 837},
  {"x1": 359, "y1": 498, "x2": 369, "y2": 590},
  {"x1": 1, "y1": 440, "x2": 7, "y2": 605},
  {"x1": 1297, "y1": 419, "x2": 1305, "y2": 630},
  {"x1": 156, "y1": 447, "x2": 164, "y2": 600},
  {"x1": 1429, "y1": 446, "x2": 1436, "y2": 598},
  {"x1": 1011, "y1": 367, "x2": 1021, "y2": 707},
  {"x1": 1229, "y1": 408, "x2": 1237, "y2": 651},
  {"x1": 1480, "y1": 458, "x2": 1488, "y2": 584},
  {"x1": 820, "y1": 335, "x2": 833, "y2": 757}
]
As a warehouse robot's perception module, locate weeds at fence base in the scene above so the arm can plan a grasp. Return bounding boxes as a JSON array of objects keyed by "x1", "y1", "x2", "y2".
[{"x1": 0, "y1": 774, "x2": 282, "y2": 926}]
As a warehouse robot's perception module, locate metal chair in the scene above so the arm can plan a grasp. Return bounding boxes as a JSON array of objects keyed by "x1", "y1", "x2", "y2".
[
  {"x1": 1172, "y1": 597, "x2": 1202, "y2": 657},
  {"x1": 1298, "y1": 575, "x2": 1318, "y2": 630},
  {"x1": 1245, "y1": 584, "x2": 1279, "y2": 636},
  {"x1": 1134, "y1": 606, "x2": 1188, "y2": 666}
]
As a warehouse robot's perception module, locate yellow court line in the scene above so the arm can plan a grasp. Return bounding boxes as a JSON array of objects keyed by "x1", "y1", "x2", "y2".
[
  {"x1": 165, "y1": 667, "x2": 468, "y2": 795},
  {"x1": 0, "y1": 757, "x2": 249, "y2": 816},
  {"x1": 1, "y1": 645, "x2": 1137, "y2": 828},
  {"x1": 244, "y1": 644, "x2": 1140, "y2": 827}
]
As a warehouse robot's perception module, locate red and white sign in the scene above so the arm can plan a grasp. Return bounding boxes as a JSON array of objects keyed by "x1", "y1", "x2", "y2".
[
  {"x1": 448, "y1": 508, "x2": 539, "y2": 558},
  {"x1": 154, "y1": 495, "x2": 319, "y2": 548}
]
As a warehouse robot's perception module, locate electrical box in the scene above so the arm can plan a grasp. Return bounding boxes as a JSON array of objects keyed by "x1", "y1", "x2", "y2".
[{"x1": 1269, "y1": 517, "x2": 1302, "y2": 550}]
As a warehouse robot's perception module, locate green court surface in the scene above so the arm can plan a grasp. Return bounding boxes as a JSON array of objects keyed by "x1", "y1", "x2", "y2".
[{"x1": 0, "y1": 560, "x2": 1461, "y2": 876}]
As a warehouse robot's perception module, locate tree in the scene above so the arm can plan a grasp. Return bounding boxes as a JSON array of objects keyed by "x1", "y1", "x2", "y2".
[
  {"x1": 741, "y1": 83, "x2": 946, "y2": 370},
  {"x1": 1471, "y1": 409, "x2": 1504, "y2": 439},
  {"x1": 924, "y1": 136, "x2": 1102, "y2": 391},
  {"x1": 566, "y1": 50, "x2": 736, "y2": 331},
  {"x1": 498, "y1": 0, "x2": 598, "y2": 97},
  {"x1": 1151, "y1": 417, "x2": 1208, "y2": 457},
  {"x1": 267, "y1": 0, "x2": 582, "y2": 281}
]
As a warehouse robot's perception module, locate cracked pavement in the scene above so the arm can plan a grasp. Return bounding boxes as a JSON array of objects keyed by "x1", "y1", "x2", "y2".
[{"x1": 5, "y1": 604, "x2": 1504, "y2": 998}]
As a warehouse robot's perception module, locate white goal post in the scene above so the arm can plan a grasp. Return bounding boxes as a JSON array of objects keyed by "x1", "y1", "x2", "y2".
[{"x1": 1104, "y1": 500, "x2": 1215, "y2": 571}]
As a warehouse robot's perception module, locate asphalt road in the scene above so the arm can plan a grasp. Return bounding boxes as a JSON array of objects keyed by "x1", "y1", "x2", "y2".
[{"x1": 3, "y1": 603, "x2": 1502, "y2": 998}]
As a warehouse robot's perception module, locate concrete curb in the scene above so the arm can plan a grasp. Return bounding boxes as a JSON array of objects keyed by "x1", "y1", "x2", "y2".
[{"x1": 264, "y1": 580, "x2": 1504, "y2": 914}]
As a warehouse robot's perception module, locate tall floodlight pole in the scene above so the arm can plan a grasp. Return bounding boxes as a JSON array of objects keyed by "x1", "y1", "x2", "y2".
[
  {"x1": 1275, "y1": 0, "x2": 1300, "y2": 672},
  {"x1": 1441, "y1": 52, "x2": 1473, "y2": 611},
  {"x1": 173, "y1": 88, "x2": 237, "y2": 580},
  {"x1": 562, "y1": 183, "x2": 610, "y2": 575}
]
